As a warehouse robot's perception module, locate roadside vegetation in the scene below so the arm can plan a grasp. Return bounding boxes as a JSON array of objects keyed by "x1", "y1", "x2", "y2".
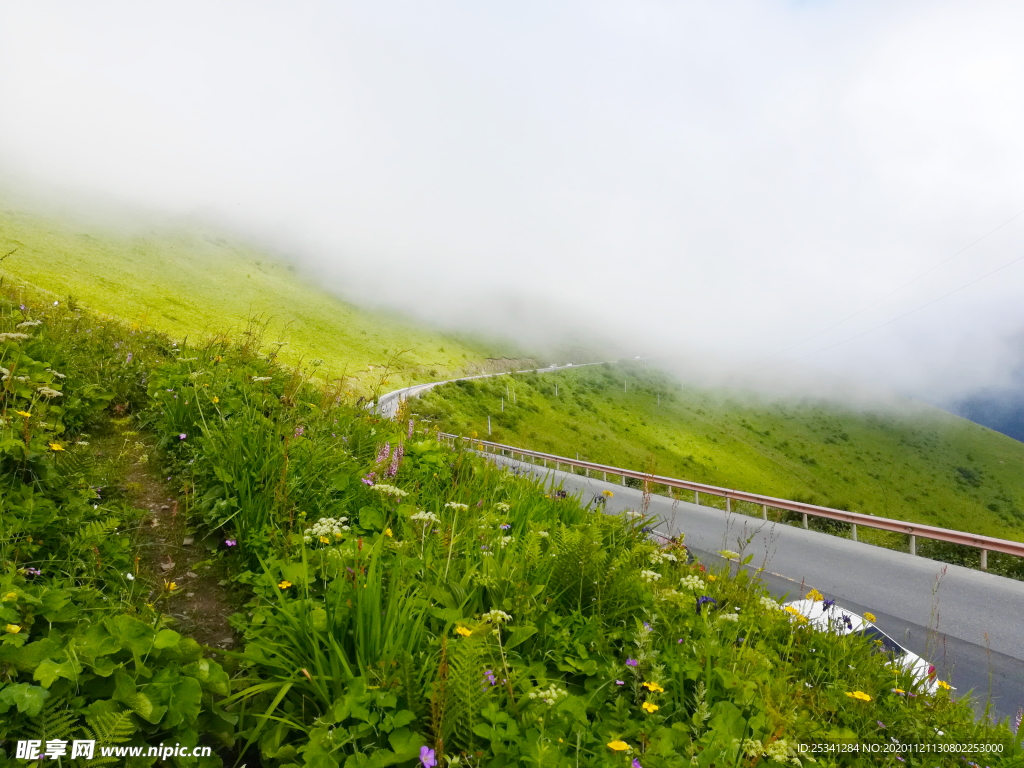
[
  {"x1": 0, "y1": 206, "x2": 535, "y2": 396},
  {"x1": 412, "y1": 364, "x2": 1024, "y2": 577},
  {"x1": 1, "y1": 291, "x2": 1021, "y2": 766}
]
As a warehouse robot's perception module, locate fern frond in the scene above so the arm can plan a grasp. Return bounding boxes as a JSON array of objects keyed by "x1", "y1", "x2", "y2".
[
  {"x1": 28, "y1": 696, "x2": 79, "y2": 742},
  {"x1": 72, "y1": 516, "x2": 121, "y2": 548}
]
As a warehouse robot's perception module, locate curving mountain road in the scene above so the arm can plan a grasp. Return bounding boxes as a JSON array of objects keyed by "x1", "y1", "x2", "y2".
[{"x1": 484, "y1": 454, "x2": 1024, "y2": 722}]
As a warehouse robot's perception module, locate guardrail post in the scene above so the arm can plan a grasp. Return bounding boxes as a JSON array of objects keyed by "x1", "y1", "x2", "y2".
[
  {"x1": 585, "y1": 468, "x2": 589, "y2": 477},
  {"x1": 802, "y1": 513, "x2": 808, "y2": 529},
  {"x1": 851, "y1": 523, "x2": 857, "y2": 542},
  {"x1": 725, "y1": 497, "x2": 731, "y2": 513},
  {"x1": 603, "y1": 471, "x2": 607, "y2": 481},
  {"x1": 621, "y1": 474, "x2": 626, "y2": 486},
  {"x1": 694, "y1": 491, "x2": 699, "y2": 505},
  {"x1": 909, "y1": 535, "x2": 916, "y2": 556},
  {"x1": 980, "y1": 549, "x2": 987, "y2": 570},
  {"x1": 762, "y1": 504, "x2": 767, "y2": 521}
]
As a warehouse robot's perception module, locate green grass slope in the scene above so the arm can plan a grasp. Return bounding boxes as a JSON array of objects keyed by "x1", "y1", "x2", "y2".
[
  {"x1": 0, "y1": 205, "x2": 533, "y2": 393},
  {"x1": 413, "y1": 362, "x2": 1024, "y2": 546}
]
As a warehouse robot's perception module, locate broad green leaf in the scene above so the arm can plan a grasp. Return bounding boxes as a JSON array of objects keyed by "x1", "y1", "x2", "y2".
[{"x1": 0, "y1": 682, "x2": 50, "y2": 717}]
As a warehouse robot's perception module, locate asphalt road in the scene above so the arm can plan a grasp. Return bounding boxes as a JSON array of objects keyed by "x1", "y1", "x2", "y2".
[
  {"x1": 486, "y1": 452, "x2": 1024, "y2": 723},
  {"x1": 375, "y1": 360, "x2": 614, "y2": 418}
]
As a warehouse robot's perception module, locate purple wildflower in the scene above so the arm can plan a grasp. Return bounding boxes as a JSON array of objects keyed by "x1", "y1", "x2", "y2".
[
  {"x1": 821, "y1": 599, "x2": 835, "y2": 611},
  {"x1": 126, "y1": 352, "x2": 133, "y2": 363},
  {"x1": 696, "y1": 595, "x2": 718, "y2": 614},
  {"x1": 361, "y1": 472, "x2": 377, "y2": 486},
  {"x1": 375, "y1": 441, "x2": 391, "y2": 465},
  {"x1": 678, "y1": 638, "x2": 683, "y2": 643},
  {"x1": 615, "y1": 679, "x2": 624, "y2": 685},
  {"x1": 179, "y1": 433, "x2": 187, "y2": 440},
  {"x1": 419, "y1": 746, "x2": 436, "y2": 768},
  {"x1": 19, "y1": 304, "x2": 25, "y2": 311},
  {"x1": 294, "y1": 425, "x2": 304, "y2": 437},
  {"x1": 626, "y1": 658, "x2": 638, "y2": 667},
  {"x1": 643, "y1": 622, "x2": 651, "y2": 631},
  {"x1": 23, "y1": 567, "x2": 42, "y2": 576},
  {"x1": 408, "y1": 419, "x2": 415, "y2": 438},
  {"x1": 225, "y1": 539, "x2": 237, "y2": 547},
  {"x1": 633, "y1": 760, "x2": 643, "y2": 768},
  {"x1": 500, "y1": 523, "x2": 511, "y2": 530},
  {"x1": 387, "y1": 441, "x2": 404, "y2": 477},
  {"x1": 1015, "y1": 708, "x2": 1023, "y2": 733}
]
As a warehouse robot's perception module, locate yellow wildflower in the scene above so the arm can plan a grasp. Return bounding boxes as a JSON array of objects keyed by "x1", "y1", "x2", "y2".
[
  {"x1": 892, "y1": 688, "x2": 905, "y2": 695},
  {"x1": 863, "y1": 612, "x2": 876, "y2": 623},
  {"x1": 845, "y1": 691, "x2": 872, "y2": 702},
  {"x1": 455, "y1": 626, "x2": 472, "y2": 637},
  {"x1": 806, "y1": 588, "x2": 824, "y2": 602},
  {"x1": 642, "y1": 701, "x2": 659, "y2": 713},
  {"x1": 319, "y1": 536, "x2": 330, "y2": 544},
  {"x1": 213, "y1": 396, "x2": 220, "y2": 403},
  {"x1": 642, "y1": 681, "x2": 665, "y2": 693},
  {"x1": 278, "y1": 580, "x2": 293, "y2": 589},
  {"x1": 214, "y1": 355, "x2": 223, "y2": 362},
  {"x1": 5, "y1": 624, "x2": 21, "y2": 634},
  {"x1": 2, "y1": 591, "x2": 17, "y2": 602},
  {"x1": 165, "y1": 581, "x2": 177, "y2": 592},
  {"x1": 607, "y1": 741, "x2": 630, "y2": 752},
  {"x1": 49, "y1": 443, "x2": 65, "y2": 452},
  {"x1": 602, "y1": 490, "x2": 613, "y2": 497},
  {"x1": 15, "y1": 410, "x2": 31, "y2": 418},
  {"x1": 707, "y1": 574, "x2": 717, "y2": 582},
  {"x1": 384, "y1": 528, "x2": 393, "y2": 538},
  {"x1": 936, "y1": 680, "x2": 951, "y2": 691}
]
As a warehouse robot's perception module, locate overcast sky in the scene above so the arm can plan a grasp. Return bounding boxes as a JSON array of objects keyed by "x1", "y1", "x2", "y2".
[{"x1": 2, "y1": 1, "x2": 1024, "y2": 404}]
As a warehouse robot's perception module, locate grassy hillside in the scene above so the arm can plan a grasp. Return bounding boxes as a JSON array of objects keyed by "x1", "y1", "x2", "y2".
[
  {"x1": 412, "y1": 363, "x2": 1024, "y2": 547},
  {"x1": 0, "y1": 205, "x2": 534, "y2": 394}
]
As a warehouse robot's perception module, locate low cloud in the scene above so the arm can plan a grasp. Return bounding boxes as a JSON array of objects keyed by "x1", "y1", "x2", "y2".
[{"x1": 3, "y1": 1, "x2": 1024, "y2": 408}]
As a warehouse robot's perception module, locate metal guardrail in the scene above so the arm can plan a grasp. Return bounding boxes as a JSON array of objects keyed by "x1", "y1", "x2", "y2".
[{"x1": 437, "y1": 432, "x2": 1024, "y2": 569}]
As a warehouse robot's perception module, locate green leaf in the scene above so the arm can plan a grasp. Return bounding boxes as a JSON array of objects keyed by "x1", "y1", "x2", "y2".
[
  {"x1": 0, "y1": 682, "x2": 50, "y2": 717},
  {"x1": 153, "y1": 629, "x2": 181, "y2": 650},
  {"x1": 504, "y1": 624, "x2": 538, "y2": 651},
  {"x1": 359, "y1": 506, "x2": 384, "y2": 530},
  {"x1": 33, "y1": 658, "x2": 82, "y2": 688}
]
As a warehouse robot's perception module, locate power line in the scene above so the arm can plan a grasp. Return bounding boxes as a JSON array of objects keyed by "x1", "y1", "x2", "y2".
[
  {"x1": 755, "y1": 208, "x2": 1024, "y2": 364},
  {"x1": 793, "y1": 247, "x2": 1024, "y2": 361}
]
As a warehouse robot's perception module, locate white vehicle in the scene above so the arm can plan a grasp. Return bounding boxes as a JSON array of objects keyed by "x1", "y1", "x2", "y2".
[{"x1": 783, "y1": 599, "x2": 948, "y2": 695}]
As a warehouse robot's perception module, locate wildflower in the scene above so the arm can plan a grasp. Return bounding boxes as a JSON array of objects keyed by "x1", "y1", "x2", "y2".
[
  {"x1": 411, "y1": 511, "x2": 440, "y2": 526},
  {"x1": 5, "y1": 624, "x2": 21, "y2": 634},
  {"x1": 294, "y1": 425, "x2": 305, "y2": 437},
  {"x1": 625, "y1": 658, "x2": 638, "y2": 667},
  {"x1": 225, "y1": 539, "x2": 237, "y2": 547},
  {"x1": 165, "y1": 581, "x2": 178, "y2": 592},
  {"x1": 500, "y1": 536, "x2": 514, "y2": 548},
  {"x1": 320, "y1": 536, "x2": 330, "y2": 544},
  {"x1": 278, "y1": 580, "x2": 293, "y2": 589},
  {"x1": 49, "y1": 443, "x2": 65, "y2": 452},
  {"x1": 615, "y1": 679, "x2": 624, "y2": 685},
  {"x1": 500, "y1": 523, "x2": 511, "y2": 530},
  {"x1": 695, "y1": 595, "x2": 717, "y2": 614},
  {"x1": 303, "y1": 517, "x2": 350, "y2": 544},
  {"x1": 627, "y1": 510, "x2": 644, "y2": 519},
  {"x1": 23, "y1": 568, "x2": 41, "y2": 576},
  {"x1": 680, "y1": 575, "x2": 706, "y2": 591},
  {"x1": 419, "y1": 746, "x2": 436, "y2": 768},
  {"x1": 892, "y1": 688, "x2": 905, "y2": 695},
  {"x1": 639, "y1": 570, "x2": 661, "y2": 583},
  {"x1": 16, "y1": 319, "x2": 41, "y2": 328},
  {"x1": 0, "y1": 332, "x2": 30, "y2": 342},
  {"x1": 607, "y1": 741, "x2": 630, "y2": 752},
  {"x1": 384, "y1": 528, "x2": 393, "y2": 538},
  {"x1": 372, "y1": 483, "x2": 408, "y2": 498},
  {"x1": 602, "y1": 490, "x2": 613, "y2": 497},
  {"x1": 482, "y1": 609, "x2": 512, "y2": 625},
  {"x1": 38, "y1": 387, "x2": 63, "y2": 398},
  {"x1": 387, "y1": 441, "x2": 404, "y2": 477},
  {"x1": 718, "y1": 549, "x2": 739, "y2": 560},
  {"x1": 877, "y1": 720, "x2": 886, "y2": 729},
  {"x1": 806, "y1": 588, "x2": 824, "y2": 602},
  {"x1": 719, "y1": 613, "x2": 739, "y2": 622},
  {"x1": 494, "y1": 502, "x2": 510, "y2": 512},
  {"x1": 14, "y1": 410, "x2": 31, "y2": 418},
  {"x1": 126, "y1": 353, "x2": 132, "y2": 363},
  {"x1": 845, "y1": 691, "x2": 872, "y2": 702},
  {"x1": 2, "y1": 592, "x2": 16, "y2": 602},
  {"x1": 527, "y1": 684, "x2": 568, "y2": 706},
  {"x1": 213, "y1": 396, "x2": 220, "y2": 403},
  {"x1": 758, "y1": 595, "x2": 781, "y2": 611},
  {"x1": 642, "y1": 701, "x2": 659, "y2": 714},
  {"x1": 455, "y1": 626, "x2": 472, "y2": 637},
  {"x1": 252, "y1": 376, "x2": 273, "y2": 382},
  {"x1": 936, "y1": 680, "x2": 951, "y2": 691},
  {"x1": 821, "y1": 599, "x2": 835, "y2": 611},
  {"x1": 707, "y1": 574, "x2": 717, "y2": 582},
  {"x1": 537, "y1": 530, "x2": 549, "y2": 537},
  {"x1": 125, "y1": 573, "x2": 135, "y2": 581},
  {"x1": 632, "y1": 760, "x2": 642, "y2": 768},
  {"x1": 179, "y1": 433, "x2": 187, "y2": 440},
  {"x1": 642, "y1": 681, "x2": 665, "y2": 693},
  {"x1": 445, "y1": 501, "x2": 468, "y2": 511},
  {"x1": 375, "y1": 441, "x2": 391, "y2": 465}
]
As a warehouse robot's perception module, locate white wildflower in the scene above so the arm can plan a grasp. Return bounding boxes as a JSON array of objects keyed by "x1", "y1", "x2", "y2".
[
  {"x1": 0, "y1": 333, "x2": 30, "y2": 342},
  {"x1": 16, "y1": 320, "x2": 42, "y2": 328},
  {"x1": 679, "y1": 575, "x2": 706, "y2": 591},
  {"x1": 718, "y1": 549, "x2": 740, "y2": 561},
  {"x1": 372, "y1": 483, "x2": 409, "y2": 498},
  {"x1": 45, "y1": 369, "x2": 66, "y2": 379},
  {"x1": 500, "y1": 536, "x2": 515, "y2": 548},
  {"x1": 639, "y1": 570, "x2": 662, "y2": 583},
  {"x1": 125, "y1": 573, "x2": 135, "y2": 581},
  {"x1": 759, "y1": 596, "x2": 781, "y2": 611},
  {"x1": 537, "y1": 530, "x2": 549, "y2": 538},
  {"x1": 527, "y1": 684, "x2": 568, "y2": 706},
  {"x1": 411, "y1": 510, "x2": 440, "y2": 525},
  {"x1": 626, "y1": 510, "x2": 644, "y2": 520},
  {"x1": 482, "y1": 609, "x2": 512, "y2": 625},
  {"x1": 649, "y1": 550, "x2": 677, "y2": 565},
  {"x1": 38, "y1": 387, "x2": 63, "y2": 399},
  {"x1": 444, "y1": 501, "x2": 468, "y2": 511},
  {"x1": 719, "y1": 613, "x2": 739, "y2": 622},
  {"x1": 304, "y1": 516, "x2": 350, "y2": 543},
  {"x1": 252, "y1": 376, "x2": 273, "y2": 382},
  {"x1": 494, "y1": 502, "x2": 510, "y2": 512}
]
